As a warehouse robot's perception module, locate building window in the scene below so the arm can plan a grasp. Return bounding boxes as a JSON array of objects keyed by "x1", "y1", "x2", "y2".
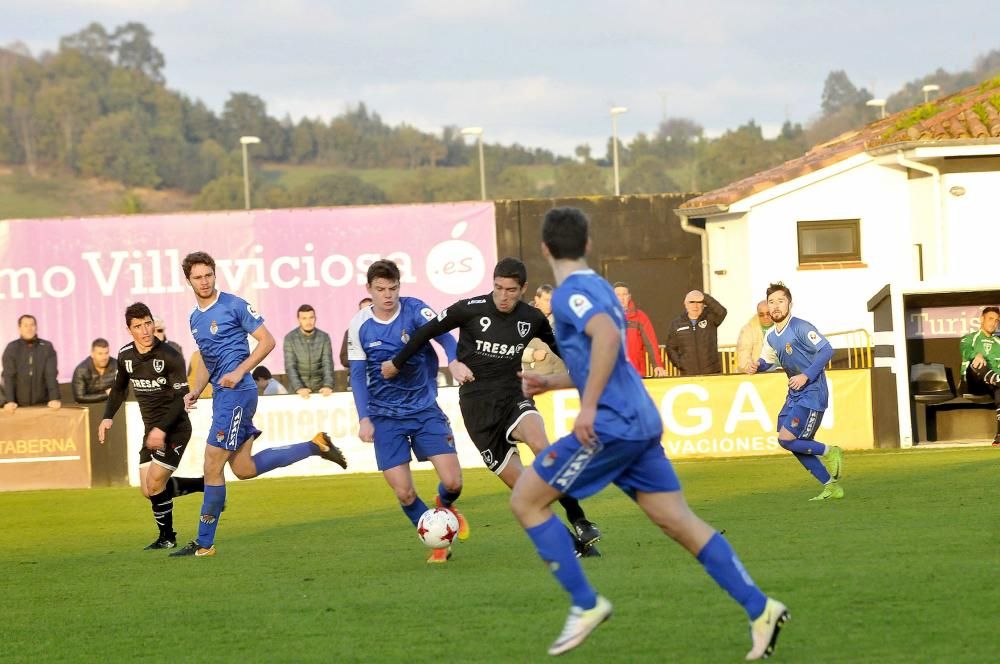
[{"x1": 797, "y1": 219, "x2": 861, "y2": 264}]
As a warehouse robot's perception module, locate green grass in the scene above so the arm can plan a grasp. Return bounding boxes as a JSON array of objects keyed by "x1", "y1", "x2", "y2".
[{"x1": 1, "y1": 447, "x2": 997, "y2": 662}]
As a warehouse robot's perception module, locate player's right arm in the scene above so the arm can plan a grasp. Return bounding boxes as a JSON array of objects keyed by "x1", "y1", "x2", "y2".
[
  {"x1": 346, "y1": 313, "x2": 374, "y2": 443},
  {"x1": 575, "y1": 313, "x2": 621, "y2": 447},
  {"x1": 747, "y1": 342, "x2": 777, "y2": 374},
  {"x1": 99, "y1": 356, "x2": 131, "y2": 443}
]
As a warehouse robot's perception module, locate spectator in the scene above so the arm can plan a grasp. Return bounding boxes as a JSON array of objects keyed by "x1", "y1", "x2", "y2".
[
  {"x1": 521, "y1": 284, "x2": 566, "y2": 375},
  {"x1": 72, "y1": 338, "x2": 118, "y2": 403},
  {"x1": 2, "y1": 314, "x2": 61, "y2": 412},
  {"x1": 960, "y1": 306, "x2": 1000, "y2": 446},
  {"x1": 736, "y1": 300, "x2": 774, "y2": 371},
  {"x1": 252, "y1": 366, "x2": 289, "y2": 396},
  {"x1": 340, "y1": 298, "x2": 373, "y2": 368},
  {"x1": 153, "y1": 318, "x2": 185, "y2": 365},
  {"x1": 187, "y1": 350, "x2": 213, "y2": 399},
  {"x1": 613, "y1": 282, "x2": 668, "y2": 377},
  {"x1": 284, "y1": 304, "x2": 335, "y2": 398},
  {"x1": 665, "y1": 290, "x2": 728, "y2": 375}
]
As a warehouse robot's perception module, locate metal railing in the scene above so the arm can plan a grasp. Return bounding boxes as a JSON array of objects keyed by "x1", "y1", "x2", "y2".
[{"x1": 643, "y1": 328, "x2": 873, "y2": 377}]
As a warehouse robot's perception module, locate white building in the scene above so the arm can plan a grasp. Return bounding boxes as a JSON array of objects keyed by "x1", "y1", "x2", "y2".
[{"x1": 676, "y1": 82, "x2": 1000, "y2": 345}]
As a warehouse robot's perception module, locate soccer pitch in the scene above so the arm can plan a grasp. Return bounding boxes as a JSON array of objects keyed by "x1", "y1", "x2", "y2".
[{"x1": 2, "y1": 447, "x2": 996, "y2": 663}]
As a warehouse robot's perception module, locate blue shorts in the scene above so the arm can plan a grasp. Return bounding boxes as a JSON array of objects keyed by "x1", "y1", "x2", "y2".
[
  {"x1": 207, "y1": 388, "x2": 263, "y2": 451},
  {"x1": 532, "y1": 433, "x2": 680, "y2": 501},
  {"x1": 777, "y1": 402, "x2": 824, "y2": 440},
  {"x1": 371, "y1": 406, "x2": 456, "y2": 471}
]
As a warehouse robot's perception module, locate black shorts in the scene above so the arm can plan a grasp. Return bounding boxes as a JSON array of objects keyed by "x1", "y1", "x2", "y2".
[
  {"x1": 459, "y1": 392, "x2": 540, "y2": 474},
  {"x1": 138, "y1": 421, "x2": 193, "y2": 472}
]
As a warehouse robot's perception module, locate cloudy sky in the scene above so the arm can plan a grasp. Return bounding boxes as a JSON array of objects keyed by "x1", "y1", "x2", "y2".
[{"x1": 2, "y1": 0, "x2": 993, "y2": 156}]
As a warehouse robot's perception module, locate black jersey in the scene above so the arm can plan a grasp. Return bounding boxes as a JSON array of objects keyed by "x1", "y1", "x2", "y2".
[
  {"x1": 392, "y1": 293, "x2": 557, "y2": 396},
  {"x1": 103, "y1": 337, "x2": 190, "y2": 432}
]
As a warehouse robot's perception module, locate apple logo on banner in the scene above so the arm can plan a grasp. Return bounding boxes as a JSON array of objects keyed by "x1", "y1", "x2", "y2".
[{"x1": 426, "y1": 221, "x2": 486, "y2": 294}]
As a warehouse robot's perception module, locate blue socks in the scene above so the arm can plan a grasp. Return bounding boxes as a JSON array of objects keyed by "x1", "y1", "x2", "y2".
[
  {"x1": 251, "y1": 442, "x2": 317, "y2": 476},
  {"x1": 401, "y1": 496, "x2": 429, "y2": 527},
  {"x1": 437, "y1": 482, "x2": 461, "y2": 508},
  {"x1": 697, "y1": 532, "x2": 768, "y2": 619},
  {"x1": 526, "y1": 514, "x2": 597, "y2": 610},
  {"x1": 196, "y1": 484, "x2": 226, "y2": 547},
  {"x1": 780, "y1": 438, "x2": 831, "y2": 483}
]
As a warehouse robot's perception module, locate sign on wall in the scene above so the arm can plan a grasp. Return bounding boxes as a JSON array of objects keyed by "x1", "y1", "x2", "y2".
[
  {"x1": 0, "y1": 203, "x2": 497, "y2": 380},
  {"x1": 0, "y1": 407, "x2": 91, "y2": 491}
]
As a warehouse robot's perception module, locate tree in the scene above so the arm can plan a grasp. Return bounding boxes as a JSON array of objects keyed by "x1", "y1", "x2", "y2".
[
  {"x1": 221, "y1": 92, "x2": 270, "y2": 149},
  {"x1": 59, "y1": 23, "x2": 113, "y2": 61},
  {"x1": 493, "y1": 167, "x2": 538, "y2": 199},
  {"x1": 292, "y1": 174, "x2": 387, "y2": 207},
  {"x1": 552, "y1": 161, "x2": 609, "y2": 197},
  {"x1": 621, "y1": 156, "x2": 679, "y2": 194},
  {"x1": 821, "y1": 70, "x2": 872, "y2": 116},
  {"x1": 78, "y1": 111, "x2": 159, "y2": 187},
  {"x1": 110, "y1": 22, "x2": 165, "y2": 84},
  {"x1": 574, "y1": 144, "x2": 592, "y2": 162},
  {"x1": 194, "y1": 175, "x2": 244, "y2": 210}
]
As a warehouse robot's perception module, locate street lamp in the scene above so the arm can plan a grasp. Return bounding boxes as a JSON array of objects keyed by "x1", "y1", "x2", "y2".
[
  {"x1": 240, "y1": 135, "x2": 261, "y2": 210},
  {"x1": 610, "y1": 106, "x2": 628, "y2": 196},
  {"x1": 460, "y1": 126, "x2": 486, "y2": 200},
  {"x1": 922, "y1": 84, "x2": 940, "y2": 104},
  {"x1": 866, "y1": 99, "x2": 887, "y2": 120}
]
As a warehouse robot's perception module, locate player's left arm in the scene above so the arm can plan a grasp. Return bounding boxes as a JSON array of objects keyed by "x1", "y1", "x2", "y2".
[
  {"x1": 575, "y1": 312, "x2": 620, "y2": 446},
  {"x1": 793, "y1": 324, "x2": 834, "y2": 389}
]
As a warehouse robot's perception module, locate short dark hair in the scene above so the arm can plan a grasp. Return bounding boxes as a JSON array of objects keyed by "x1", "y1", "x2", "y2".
[
  {"x1": 983, "y1": 306, "x2": 1000, "y2": 317},
  {"x1": 17, "y1": 314, "x2": 36, "y2": 326},
  {"x1": 367, "y1": 259, "x2": 400, "y2": 285},
  {"x1": 542, "y1": 207, "x2": 590, "y2": 260},
  {"x1": 612, "y1": 281, "x2": 629, "y2": 290},
  {"x1": 358, "y1": 297, "x2": 372, "y2": 307},
  {"x1": 493, "y1": 257, "x2": 527, "y2": 287},
  {"x1": 182, "y1": 251, "x2": 215, "y2": 279},
  {"x1": 297, "y1": 304, "x2": 315, "y2": 315},
  {"x1": 766, "y1": 282, "x2": 792, "y2": 302},
  {"x1": 124, "y1": 302, "x2": 153, "y2": 328},
  {"x1": 91, "y1": 338, "x2": 109, "y2": 350},
  {"x1": 251, "y1": 366, "x2": 272, "y2": 381},
  {"x1": 535, "y1": 284, "x2": 553, "y2": 296}
]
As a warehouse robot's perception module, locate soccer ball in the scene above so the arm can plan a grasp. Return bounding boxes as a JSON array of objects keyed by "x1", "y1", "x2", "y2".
[{"x1": 416, "y1": 508, "x2": 459, "y2": 549}]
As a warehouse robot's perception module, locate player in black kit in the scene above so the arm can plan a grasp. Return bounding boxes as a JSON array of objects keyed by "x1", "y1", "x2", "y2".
[
  {"x1": 382, "y1": 257, "x2": 602, "y2": 556},
  {"x1": 99, "y1": 302, "x2": 205, "y2": 550}
]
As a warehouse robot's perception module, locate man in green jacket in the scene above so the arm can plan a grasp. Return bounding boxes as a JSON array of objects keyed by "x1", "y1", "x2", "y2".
[
  {"x1": 959, "y1": 306, "x2": 1000, "y2": 446},
  {"x1": 283, "y1": 304, "x2": 334, "y2": 398}
]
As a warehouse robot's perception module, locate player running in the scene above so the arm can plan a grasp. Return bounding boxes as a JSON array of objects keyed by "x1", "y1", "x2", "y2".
[
  {"x1": 99, "y1": 302, "x2": 205, "y2": 550},
  {"x1": 347, "y1": 259, "x2": 469, "y2": 564},
  {"x1": 745, "y1": 282, "x2": 845, "y2": 501},
  {"x1": 512, "y1": 207, "x2": 787, "y2": 659},
  {"x1": 171, "y1": 251, "x2": 347, "y2": 558},
  {"x1": 382, "y1": 257, "x2": 602, "y2": 557}
]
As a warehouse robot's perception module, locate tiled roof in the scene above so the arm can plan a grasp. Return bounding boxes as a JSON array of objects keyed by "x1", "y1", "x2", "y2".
[{"x1": 679, "y1": 77, "x2": 1000, "y2": 213}]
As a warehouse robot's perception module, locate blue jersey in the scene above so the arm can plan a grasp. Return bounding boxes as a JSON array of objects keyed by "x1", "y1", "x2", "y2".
[
  {"x1": 189, "y1": 291, "x2": 263, "y2": 392},
  {"x1": 761, "y1": 316, "x2": 830, "y2": 410},
  {"x1": 347, "y1": 297, "x2": 449, "y2": 418},
  {"x1": 552, "y1": 270, "x2": 662, "y2": 441}
]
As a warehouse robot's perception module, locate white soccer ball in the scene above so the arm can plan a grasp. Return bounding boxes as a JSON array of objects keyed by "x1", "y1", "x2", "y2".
[{"x1": 416, "y1": 507, "x2": 459, "y2": 549}]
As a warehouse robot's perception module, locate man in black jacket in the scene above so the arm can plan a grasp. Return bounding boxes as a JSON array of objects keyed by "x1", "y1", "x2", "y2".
[
  {"x1": 2, "y1": 314, "x2": 61, "y2": 412},
  {"x1": 71, "y1": 338, "x2": 118, "y2": 403},
  {"x1": 665, "y1": 290, "x2": 728, "y2": 375}
]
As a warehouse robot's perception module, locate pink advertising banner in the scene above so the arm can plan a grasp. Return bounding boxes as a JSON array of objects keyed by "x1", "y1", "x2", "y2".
[{"x1": 0, "y1": 202, "x2": 497, "y2": 381}]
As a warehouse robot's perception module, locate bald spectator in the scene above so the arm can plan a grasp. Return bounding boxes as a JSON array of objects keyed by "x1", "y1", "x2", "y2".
[
  {"x1": 2, "y1": 314, "x2": 61, "y2": 412},
  {"x1": 153, "y1": 318, "x2": 185, "y2": 365},
  {"x1": 665, "y1": 290, "x2": 728, "y2": 375},
  {"x1": 521, "y1": 284, "x2": 567, "y2": 375},
  {"x1": 736, "y1": 300, "x2": 774, "y2": 371},
  {"x1": 613, "y1": 282, "x2": 668, "y2": 377},
  {"x1": 72, "y1": 338, "x2": 118, "y2": 403}
]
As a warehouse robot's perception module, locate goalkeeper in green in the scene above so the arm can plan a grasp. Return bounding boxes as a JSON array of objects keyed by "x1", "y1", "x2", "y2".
[{"x1": 959, "y1": 306, "x2": 1000, "y2": 446}]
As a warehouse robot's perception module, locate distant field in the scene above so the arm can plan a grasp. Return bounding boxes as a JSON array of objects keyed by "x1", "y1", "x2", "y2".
[
  {"x1": 0, "y1": 168, "x2": 193, "y2": 220},
  {"x1": 1, "y1": 446, "x2": 997, "y2": 662}
]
